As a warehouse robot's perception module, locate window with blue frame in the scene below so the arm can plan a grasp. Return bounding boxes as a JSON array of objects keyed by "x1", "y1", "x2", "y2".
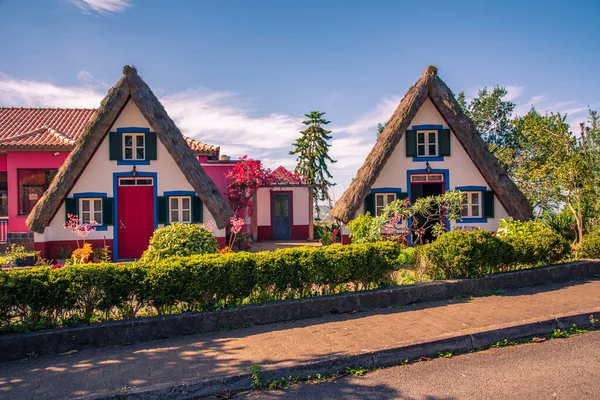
[
  {"x1": 460, "y1": 192, "x2": 481, "y2": 218},
  {"x1": 79, "y1": 198, "x2": 103, "y2": 225},
  {"x1": 416, "y1": 130, "x2": 438, "y2": 157}
]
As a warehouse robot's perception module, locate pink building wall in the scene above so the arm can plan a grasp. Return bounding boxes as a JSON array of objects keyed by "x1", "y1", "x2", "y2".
[
  {"x1": 0, "y1": 155, "x2": 7, "y2": 171},
  {"x1": 7, "y1": 151, "x2": 69, "y2": 233}
]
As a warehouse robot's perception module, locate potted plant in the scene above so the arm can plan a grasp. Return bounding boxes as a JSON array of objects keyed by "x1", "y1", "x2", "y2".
[{"x1": 55, "y1": 246, "x2": 72, "y2": 264}]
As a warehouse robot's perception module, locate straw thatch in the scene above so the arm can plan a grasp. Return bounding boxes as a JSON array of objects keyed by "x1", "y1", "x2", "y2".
[
  {"x1": 330, "y1": 65, "x2": 532, "y2": 223},
  {"x1": 27, "y1": 66, "x2": 234, "y2": 232}
]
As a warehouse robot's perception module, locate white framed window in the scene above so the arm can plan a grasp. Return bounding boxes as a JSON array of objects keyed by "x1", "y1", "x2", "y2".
[
  {"x1": 123, "y1": 133, "x2": 145, "y2": 160},
  {"x1": 118, "y1": 177, "x2": 153, "y2": 186},
  {"x1": 80, "y1": 198, "x2": 103, "y2": 225},
  {"x1": 460, "y1": 192, "x2": 481, "y2": 218},
  {"x1": 416, "y1": 130, "x2": 437, "y2": 157},
  {"x1": 375, "y1": 193, "x2": 396, "y2": 216},
  {"x1": 410, "y1": 174, "x2": 444, "y2": 182},
  {"x1": 169, "y1": 196, "x2": 191, "y2": 223}
]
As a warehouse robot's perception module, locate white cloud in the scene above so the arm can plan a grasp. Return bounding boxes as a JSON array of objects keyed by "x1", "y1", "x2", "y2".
[
  {"x1": 70, "y1": 0, "x2": 131, "y2": 16},
  {"x1": 160, "y1": 89, "x2": 304, "y2": 151},
  {"x1": 0, "y1": 72, "x2": 304, "y2": 168},
  {"x1": 504, "y1": 86, "x2": 524, "y2": 102},
  {"x1": 332, "y1": 96, "x2": 400, "y2": 136},
  {"x1": 0, "y1": 74, "x2": 103, "y2": 107}
]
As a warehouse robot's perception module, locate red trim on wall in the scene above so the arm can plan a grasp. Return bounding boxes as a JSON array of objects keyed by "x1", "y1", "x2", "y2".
[
  {"x1": 35, "y1": 239, "x2": 114, "y2": 261},
  {"x1": 341, "y1": 234, "x2": 352, "y2": 245},
  {"x1": 216, "y1": 236, "x2": 226, "y2": 249},
  {"x1": 291, "y1": 224, "x2": 309, "y2": 240},
  {"x1": 257, "y1": 225, "x2": 274, "y2": 241}
]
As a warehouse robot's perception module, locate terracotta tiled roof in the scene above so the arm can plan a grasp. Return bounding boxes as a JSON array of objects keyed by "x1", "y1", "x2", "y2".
[
  {"x1": 184, "y1": 136, "x2": 220, "y2": 157},
  {"x1": 0, "y1": 107, "x2": 96, "y2": 149},
  {"x1": 0, "y1": 107, "x2": 220, "y2": 157}
]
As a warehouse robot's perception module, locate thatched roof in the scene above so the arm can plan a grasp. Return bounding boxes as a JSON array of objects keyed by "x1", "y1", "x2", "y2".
[
  {"x1": 27, "y1": 66, "x2": 234, "y2": 232},
  {"x1": 330, "y1": 65, "x2": 532, "y2": 223}
]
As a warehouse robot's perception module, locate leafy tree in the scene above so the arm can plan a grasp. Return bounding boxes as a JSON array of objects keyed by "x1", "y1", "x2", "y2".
[
  {"x1": 290, "y1": 111, "x2": 337, "y2": 210},
  {"x1": 509, "y1": 108, "x2": 600, "y2": 244},
  {"x1": 376, "y1": 122, "x2": 387, "y2": 137},
  {"x1": 457, "y1": 86, "x2": 516, "y2": 150}
]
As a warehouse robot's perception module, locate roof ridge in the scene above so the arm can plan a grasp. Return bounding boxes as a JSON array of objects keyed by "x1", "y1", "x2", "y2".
[{"x1": 0, "y1": 127, "x2": 48, "y2": 143}]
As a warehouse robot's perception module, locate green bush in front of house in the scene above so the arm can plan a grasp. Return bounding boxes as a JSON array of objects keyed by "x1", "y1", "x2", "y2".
[
  {"x1": 417, "y1": 230, "x2": 514, "y2": 280},
  {"x1": 140, "y1": 223, "x2": 218, "y2": 262},
  {"x1": 580, "y1": 230, "x2": 600, "y2": 259},
  {"x1": 496, "y1": 218, "x2": 570, "y2": 264},
  {"x1": 0, "y1": 242, "x2": 402, "y2": 332}
]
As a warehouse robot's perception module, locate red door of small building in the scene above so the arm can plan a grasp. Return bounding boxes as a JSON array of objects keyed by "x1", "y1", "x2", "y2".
[{"x1": 117, "y1": 178, "x2": 155, "y2": 259}]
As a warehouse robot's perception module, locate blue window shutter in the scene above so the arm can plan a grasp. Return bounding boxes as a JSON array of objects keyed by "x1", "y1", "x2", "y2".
[
  {"x1": 102, "y1": 198, "x2": 114, "y2": 226},
  {"x1": 146, "y1": 132, "x2": 157, "y2": 160},
  {"x1": 483, "y1": 191, "x2": 495, "y2": 218},
  {"x1": 364, "y1": 193, "x2": 375, "y2": 216},
  {"x1": 439, "y1": 129, "x2": 451, "y2": 156},
  {"x1": 157, "y1": 196, "x2": 168, "y2": 224},
  {"x1": 191, "y1": 196, "x2": 203, "y2": 223},
  {"x1": 65, "y1": 198, "x2": 78, "y2": 222},
  {"x1": 109, "y1": 132, "x2": 122, "y2": 160},
  {"x1": 405, "y1": 130, "x2": 417, "y2": 157}
]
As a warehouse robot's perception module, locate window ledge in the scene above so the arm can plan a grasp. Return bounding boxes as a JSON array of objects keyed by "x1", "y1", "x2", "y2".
[
  {"x1": 117, "y1": 160, "x2": 151, "y2": 166},
  {"x1": 412, "y1": 156, "x2": 445, "y2": 162},
  {"x1": 456, "y1": 217, "x2": 488, "y2": 223}
]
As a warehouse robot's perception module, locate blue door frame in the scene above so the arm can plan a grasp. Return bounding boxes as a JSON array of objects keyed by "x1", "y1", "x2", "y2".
[{"x1": 272, "y1": 192, "x2": 291, "y2": 240}]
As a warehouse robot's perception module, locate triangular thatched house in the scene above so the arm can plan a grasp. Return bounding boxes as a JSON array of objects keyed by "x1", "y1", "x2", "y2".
[
  {"x1": 330, "y1": 66, "x2": 531, "y2": 243},
  {"x1": 26, "y1": 66, "x2": 234, "y2": 259}
]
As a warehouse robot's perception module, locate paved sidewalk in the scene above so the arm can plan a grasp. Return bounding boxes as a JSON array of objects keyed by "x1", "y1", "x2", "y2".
[{"x1": 0, "y1": 279, "x2": 599, "y2": 399}]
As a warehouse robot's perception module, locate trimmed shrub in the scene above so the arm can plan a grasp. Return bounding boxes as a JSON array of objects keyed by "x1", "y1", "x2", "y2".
[
  {"x1": 580, "y1": 230, "x2": 600, "y2": 259},
  {"x1": 417, "y1": 230, "x2": 513, "y2": 280},
  {"x1": 0, "y1": 242, "x2": 403, "y2": 333},
  {"x1": 141, "y1": 223, "x2": 218, "y2": 262},
  {"x1": 496, "y1": 218, "x2": 570, "y2": 264},
  {"x1": 397, "y1": 247, "x2": 416, "y2": 266}
]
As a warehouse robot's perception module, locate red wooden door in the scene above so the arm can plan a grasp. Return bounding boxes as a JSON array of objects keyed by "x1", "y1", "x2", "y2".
[{"x1": 117, "y1": 179, "x2": 154, "y2": 259}]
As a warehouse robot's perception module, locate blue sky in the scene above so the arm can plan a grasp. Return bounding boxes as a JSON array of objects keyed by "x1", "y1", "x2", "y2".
[{"x1": 0, "y1": 0, "x2": 598, "y2": 195}]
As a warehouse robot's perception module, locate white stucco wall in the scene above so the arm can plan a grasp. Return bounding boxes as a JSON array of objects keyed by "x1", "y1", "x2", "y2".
[
  {"x1": 37, "y1": 100, "x2": 225, "y2": 243},
  {"x1": 368, "y1": 98, "x2": 509, "y2": 231},
  {"x1": 256, "y1": 186, "x2": 310, "y2": 227}
]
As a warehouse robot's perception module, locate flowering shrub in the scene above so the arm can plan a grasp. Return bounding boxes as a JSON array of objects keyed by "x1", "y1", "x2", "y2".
[
  {"x1": 221, "y1": 216, "x2": 245, "y2": 253},
  {"x1": 72, "y1": 243, "x2": 93, "y2": 264},
  {"x1": 347, "y1": 192, "x2": 466, "y2": 245},
  {"x1": 140, "y1": 223, "x2": 218, "y2": 262},
  {"x1": 225, "y1": 156, "x2": 303, "y2": 217},
  {"x1": 64, "y1": 214, "x2": 97, "y2": 248}
]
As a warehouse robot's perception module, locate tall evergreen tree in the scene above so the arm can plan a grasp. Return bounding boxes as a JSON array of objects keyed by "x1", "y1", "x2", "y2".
[{"x1": 290, "y1": 111, "x2": 337, "y2": 211}]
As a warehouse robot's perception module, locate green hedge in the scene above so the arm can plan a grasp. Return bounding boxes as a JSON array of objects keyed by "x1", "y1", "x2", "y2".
[
  {"x1": 496, "y1": 219, "x2": 570, "y2": 264},
  {"x1": 580, "y1": 230, "x2": 600, "y2": 259},
  {"x1": 0, "y1": 242, "x2": 401, "y2": 332},
  {"x1": 417, "y1": 230, "x2": 514, "y2": 280}
]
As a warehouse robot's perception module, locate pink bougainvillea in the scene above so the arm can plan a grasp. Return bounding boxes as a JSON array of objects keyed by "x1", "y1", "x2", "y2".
[
  {"x1": 64, "y1": 214, "x2": 97, "y2": 248},
  {"x1": 225, "y1": 156, "x2": 304, "y2": 217}
]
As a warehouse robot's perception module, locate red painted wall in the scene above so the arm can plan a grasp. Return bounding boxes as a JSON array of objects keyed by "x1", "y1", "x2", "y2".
[
  {"x1": 7, "y1": 151, "x2": 69, "y2": 233},
  {"x1": 0, "y1": 155, "x2": 7, "y2": 172},
  {"x1": 35, "y1": 239, "x2": 114, "y2": 261},
  {"x1": 201, "y1": 161, "x2": 235, "y2": 201}
]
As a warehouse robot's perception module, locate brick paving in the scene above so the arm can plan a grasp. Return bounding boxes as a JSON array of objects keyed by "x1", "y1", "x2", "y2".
[{"x1": 0, "y1": 279, "x2": 599, "y2": 399}]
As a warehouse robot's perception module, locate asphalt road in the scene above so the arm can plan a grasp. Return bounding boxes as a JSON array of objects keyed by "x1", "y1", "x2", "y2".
[{"x1": 238, "y1": 330, "x2": 600, "y2": 400}]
